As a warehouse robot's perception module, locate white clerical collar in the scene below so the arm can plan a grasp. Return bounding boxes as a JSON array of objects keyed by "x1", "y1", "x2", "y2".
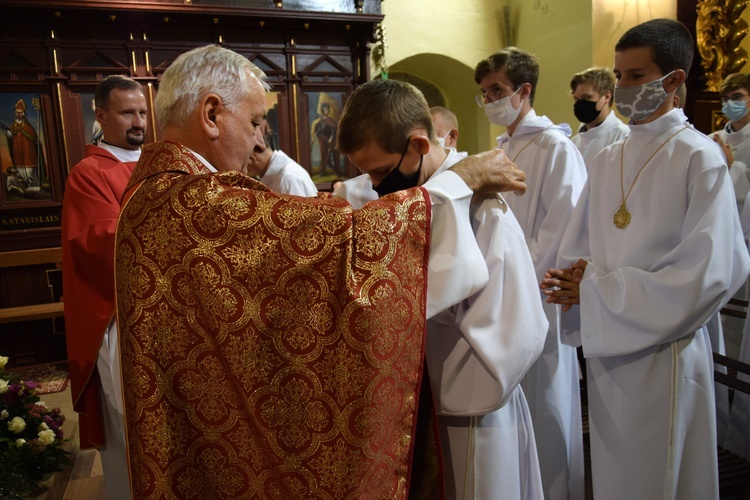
[
  {"x1": 628, "y1": 108, "x2": 689, "y2": 136},
  {"x1": 186, "y1": 148, "x2": 217, "y2": 172},
  {"x1": 578, "y1": 111, "x2": 616, "y2": 138},
  {"x1": 724, "y1": 120, "x2": 750, "y2": 147},
  {"x1": 98, "y1": 142, "x2": 141, "y2": 163}
]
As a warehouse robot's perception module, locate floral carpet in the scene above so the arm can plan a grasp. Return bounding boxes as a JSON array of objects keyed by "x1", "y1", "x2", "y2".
[{"x1": 8, "y1": 362, "x2": 69, "y2": 395}]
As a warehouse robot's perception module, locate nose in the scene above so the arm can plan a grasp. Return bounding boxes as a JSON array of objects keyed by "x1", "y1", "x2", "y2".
[{"x1": 134, "y1": 113, "x2": 147, "y2": 128}]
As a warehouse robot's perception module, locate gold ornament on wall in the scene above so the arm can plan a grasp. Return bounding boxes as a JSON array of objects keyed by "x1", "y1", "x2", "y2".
[
  {"x1": 372, "y1": 23, "x2": 388, "y2": 79},
  {"x1": 697, "y1": 0, "x2": 750, "y2": 91}
]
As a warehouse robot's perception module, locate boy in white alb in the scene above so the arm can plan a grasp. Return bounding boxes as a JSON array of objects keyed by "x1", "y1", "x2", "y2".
[
  {"x1": 710, "y1": 73, "x2": 750, "y2": 215},
  {"x1": 569, "y1": 67, "x2": 630, "y2": 170},
  {"x1": 337, "y1": 79, "x2": 548, "y2": 499},
  {"x1": 474, "y1": 47, "x2": 588, "y2": 500},
  {"x1": 542, "y1": 19, "x2": 750, "y2": 500}
]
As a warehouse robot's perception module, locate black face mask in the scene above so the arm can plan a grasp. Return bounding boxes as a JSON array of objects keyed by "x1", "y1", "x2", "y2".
[
  {"x1": 573, "y1": 98, "x2": 602, "y2": 124},
  {"x1": 373, "y1": 139, "x2": 423, "y2": 197}
]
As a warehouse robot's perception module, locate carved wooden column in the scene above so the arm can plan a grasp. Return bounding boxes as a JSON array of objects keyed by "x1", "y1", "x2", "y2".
[{"x1": 696, "y1": 0, "x2": 749, "y2": 91}]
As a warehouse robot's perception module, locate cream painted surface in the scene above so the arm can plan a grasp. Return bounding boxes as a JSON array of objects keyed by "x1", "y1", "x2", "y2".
[
  {"x1": 591, "y1": 0, "x2": 676, "y2": 70},
  {"x1": 381, "y1": 0, "x2": 510, "y2": 154},
  {"x1": 379, "y1": 0, "x2": 677, "y2": 152},
  {"x1": 509, "y1": 0, "x2": 592, "y2": 146}
]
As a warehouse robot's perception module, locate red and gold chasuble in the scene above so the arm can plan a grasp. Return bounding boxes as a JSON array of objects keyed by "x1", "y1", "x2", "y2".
[{"x1": 116, "y1": 142, "x2": 439, "y2": 499}]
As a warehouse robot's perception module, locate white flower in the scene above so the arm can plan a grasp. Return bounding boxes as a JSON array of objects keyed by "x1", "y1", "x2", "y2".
[
  {"x1": 38, "y1": 422, "x2": 49, "y2": 432},
  {"x1": 0, "y1": 356, "x2": 7, "y2": 370},
  {"x1": 0, "y1": 379, "x2": 8, "y2": 394},
  {"x1": 8, "y1": 416, "x2": 26, "y2": 433},
  {"x1": 0, "y1": 409, "x2": 8, "y2": 420},
  {"x1": 15, "y1": 438, "x2": 27, "y2": 447},
  {"x1": 37, "y1": 429, "x2": 56, "y2": 446}
]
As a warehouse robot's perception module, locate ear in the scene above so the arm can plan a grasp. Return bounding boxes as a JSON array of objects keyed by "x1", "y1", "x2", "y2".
[
  {"x1": 665, "y1": 70, "x2": 686, "y2": 93},
  {"x1": 519, "y1": 82, "x2": 533, "y2": 101},
  {"x1": 200, "y1": 94, "x2": 222, "y2": 140},
  {"x1": 95, "y1": 107, "x2": 105, "y2": 126},
  {"x1": 449, "y1": 128, "x2": 459, "y2": 146},
  {"x1": 411, "y1": 134, "x2": 432, "y2": 155}
]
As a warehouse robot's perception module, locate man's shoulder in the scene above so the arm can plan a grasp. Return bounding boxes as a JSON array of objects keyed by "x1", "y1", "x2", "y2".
[
  {"x1": 280, "y1": 159, "x2": 312, "y2": 178},
  {"x1": 72, "y1": 145, "x2": 131, "y2": 173},
  {"x1": 83, "y1": 144, "x2": 117, "y2": 161}
]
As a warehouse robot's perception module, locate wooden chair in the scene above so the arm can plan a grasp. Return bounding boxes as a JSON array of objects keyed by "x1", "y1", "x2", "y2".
[{"x1": 716, "y1": 296, "x2": 750, "y2": 499}]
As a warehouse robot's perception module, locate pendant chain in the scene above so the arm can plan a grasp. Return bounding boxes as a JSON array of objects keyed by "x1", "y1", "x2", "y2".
[
  {"x1": 511, "y1": 126, "x2": 553, "y2": 162},
  {"x1": 615, "y1": 124, "x2": 690, "y2": 228}
]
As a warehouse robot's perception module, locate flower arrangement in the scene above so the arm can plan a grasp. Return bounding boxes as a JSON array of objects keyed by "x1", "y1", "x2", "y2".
[{"x1": 0, "y1": 355, "x2": 70, "y2": 498}]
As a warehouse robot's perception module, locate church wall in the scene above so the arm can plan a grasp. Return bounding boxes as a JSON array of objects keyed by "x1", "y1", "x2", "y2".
[{"x1": 381, "y1": 0, "x2": 678, "y2": 151}]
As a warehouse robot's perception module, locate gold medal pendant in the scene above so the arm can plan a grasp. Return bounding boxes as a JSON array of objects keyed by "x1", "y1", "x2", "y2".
[
  {"x1": 614, "y1": 203, "x2": 630, "y2": 229},
  {"x1": 615, "y1": 125, "x2": 689, "y2": 231}
]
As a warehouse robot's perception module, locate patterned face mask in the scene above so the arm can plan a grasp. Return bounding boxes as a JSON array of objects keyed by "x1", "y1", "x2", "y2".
[{"x1": 614, "y1": 71, "x2": 675, "y2": 122}]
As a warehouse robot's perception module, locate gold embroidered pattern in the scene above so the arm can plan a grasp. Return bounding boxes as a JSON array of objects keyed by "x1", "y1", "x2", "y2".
[
  {"x1": 310, "y1": 438, "x2": 362, "y2": 497},
  {"x1": 139, "y1": 401, "x2": 195, "y2": 467},
  {"x1": 134, "y1": 303, "x2": 197, "y2": 365},
  {"x1": 221, "y1": 227, "x2": 288, "y2": 290},
  {"x1": 137, "y1": 206, "x2": 193, "y2": 267},
  {"x1": 224, "y1": 332, "x2": 282, "y2": 389},
  {"x1": 117, "y1": 142, "x2": 432, "y2": 498},
  {"x1": 265, "y1": 278, "x2": 335, "y2": 351},
  {"x1": 179, "y1": 260, "x2": 239, "y2": 329},
  {"x1": 176, "y1": 356, "x2": 242, "y2": 424},
  {"x1": 354, "y1": 379, "x2": 408, "y2": 453},
  {"x1": 259, "y1": 376, "x2": 331, "y2": 449},
  {"x1": 226, "y1": 421, "x2": 270, "y2": 471},
  {"x1": 275, "y1": 201, "x2": 347, "y2": 254},
  {"x1": 175, "y1": 446, "x2": 248, "y2": 498},
  {"x1": 354, "y1": 283, "x2": 412, "y2": 358},
  {"x1": 314, "y1": 342, "x2": 370, "y2": 407},
  {"x1": 354, "y1": 206, "x2": 396, "y2": 258},
  {"x1": 115, "y1": 244, "x2": 151, "y2": 314}
]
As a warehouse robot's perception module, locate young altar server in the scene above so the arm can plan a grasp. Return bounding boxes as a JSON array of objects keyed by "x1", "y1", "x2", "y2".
[
  {"x1": 474, "y1": 47, "x2": 588, "y2": 500},
  {"x1": 336, "y1": 78, "x2": 549, "y2": 499},
  {"x1": 541, "y1": 18, "x2": 750, "y2": 500}
]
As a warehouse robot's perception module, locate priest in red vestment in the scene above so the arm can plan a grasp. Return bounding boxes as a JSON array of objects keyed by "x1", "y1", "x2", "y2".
[{"x1": 62, "y1": 75, "x2": 148, "y2": 500}]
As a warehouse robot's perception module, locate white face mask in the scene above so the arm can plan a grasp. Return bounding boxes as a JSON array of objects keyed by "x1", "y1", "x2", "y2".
[
  {"x1": 483, "y1": 88, "x2": 522, "y2": 127},
  {"x1": 614, "y1": 71, "x2": 674, "y2": 122},
  {"x1": 436, "y1": 131, "x2": 451, "y2": 148}
]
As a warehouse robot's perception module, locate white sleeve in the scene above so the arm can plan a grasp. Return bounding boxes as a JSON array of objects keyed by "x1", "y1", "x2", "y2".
[
  {"x1": 730, "y1": 160, "x2": 750, "y2": 209},
  {"x1": 528, "y1": 139, "x2": 587, "y2": 282},
  {"x1": 422, "y1": 170, "x2": 489, "y2": 318},
  {"x1": 430, "y1": 195, "x2": 547, "y2": 415}
]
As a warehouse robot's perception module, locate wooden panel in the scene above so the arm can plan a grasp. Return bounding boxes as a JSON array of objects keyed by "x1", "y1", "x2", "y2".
[
  {"x1": 0, "y1": 247, "x2": 61, "y2": 268},
  {"x1": 0, "y1": 301, "x2": 64, "y2": 324}
]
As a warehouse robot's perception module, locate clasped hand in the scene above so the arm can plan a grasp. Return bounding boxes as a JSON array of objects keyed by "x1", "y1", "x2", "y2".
[{"x1": 540, "y1": 258, "x2": 587, "y2": 312}]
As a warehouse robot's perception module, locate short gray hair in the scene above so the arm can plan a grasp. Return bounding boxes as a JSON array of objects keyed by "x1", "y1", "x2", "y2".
[{"x1": 155, "y1": 45, "x2": 269, "y2": 128}]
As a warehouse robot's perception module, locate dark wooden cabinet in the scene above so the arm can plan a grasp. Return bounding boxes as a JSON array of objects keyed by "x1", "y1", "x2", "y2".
[
  {"x1": 0, "y1": 0, "x2": 382, "y2": 252},
  {"x1": 0, "y1": 0, "x2": 382, "y2": 363}
]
